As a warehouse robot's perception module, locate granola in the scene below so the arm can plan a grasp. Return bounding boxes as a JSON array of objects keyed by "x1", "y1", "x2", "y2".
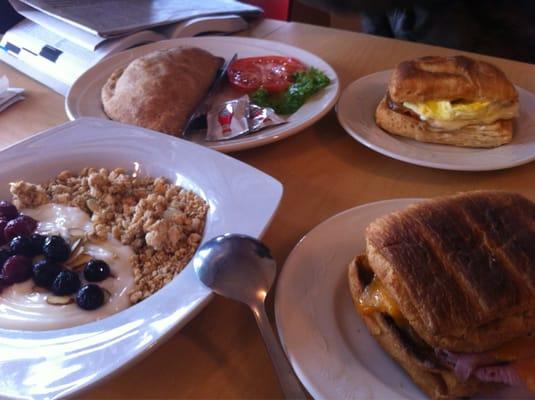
[{"x1": 10, "y1": 168, "x2": 208, "y2": 303}]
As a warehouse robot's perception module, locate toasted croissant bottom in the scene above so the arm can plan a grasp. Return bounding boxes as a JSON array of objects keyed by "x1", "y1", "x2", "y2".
[
  {"x1": 348, "y1": 256, "x2": 491, "y2": 399},
  {"x1": 375, "y1": 97, "x2": 513, "y2": 148}
]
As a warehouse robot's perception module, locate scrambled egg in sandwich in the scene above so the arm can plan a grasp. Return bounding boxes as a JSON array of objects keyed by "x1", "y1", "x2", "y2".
[{"x1": 402, "y1": 99, "x2": 518, "y2": 130}]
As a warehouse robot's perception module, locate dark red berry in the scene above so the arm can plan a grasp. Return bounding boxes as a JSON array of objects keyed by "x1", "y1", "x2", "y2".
[
  {"x1": 0, "y1": 248, "x2": 13, "y2": 270},
  {"x1": 4, "y1": 215, "x2": 37, "y2": 241},
  {"x1": 0, "y1": 201, "x2": 19, "y2": 221},
  {"x1": 0, "y1": 219, "x2": 7, "y2": 246},
  {"x1": 2, "y1": 255, "x2": 32, "y2": 284}
]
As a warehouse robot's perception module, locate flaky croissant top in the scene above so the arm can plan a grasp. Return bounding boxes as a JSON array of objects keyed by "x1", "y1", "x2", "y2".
[
  {"x1": 388, "y1": 56, "x2": 518, "y2": 103},
  {"x1": 365, "y1": 191, "x2": 535, "y2": 352}
]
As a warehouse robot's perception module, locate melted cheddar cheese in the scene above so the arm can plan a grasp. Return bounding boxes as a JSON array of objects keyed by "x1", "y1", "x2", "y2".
[{"x1": 358, "y1": 276, "x2": 406, "y2": 325}]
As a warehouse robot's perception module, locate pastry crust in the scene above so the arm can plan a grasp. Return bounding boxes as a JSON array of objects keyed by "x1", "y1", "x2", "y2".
[
  {"x1": 365, "y1": 191, "x2": 535, "y2": 352},
  {"x1": 348, "y1": 256, "x2": 488, "y2": 399},
  {"x1": 388, "y1": 56, "x2": 518, "y2": 104},
  {"x1": 101, "y1": 47, "x2": 223, "y2": 135},
  {"x1": 375, "y1": 97, "x2": 513, "y2": 148}
]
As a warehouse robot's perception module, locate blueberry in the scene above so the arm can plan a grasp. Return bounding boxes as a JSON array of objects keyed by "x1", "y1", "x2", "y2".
[
  {"x1": 0, "y1": 219, "x2": 8, "y2": 246},
  {"x1": 9, "y1": 235, "x2": 34, "y2": 256},
  {"x1": 0, "y1": 201, "x2": 18, "y2": 221},
  {"x1": 0, "y1": 248, "x2": 13, "y2": 269},
  {"x1": 30, "y1": 234, "x2": 46, "y2": 256},
  {"x1": 32, "y1": 260, "x2": 62, "y2": 288},
  {"x1": 76, "y1": 284, "x2": 104, "y2": 310},
  {"x1": 51, "y1": 270, "x2": 80, "y2": 295},
  {"x1": 43, "y1": 235, "x2": 71, "y2": 262},
  {"x1": 4, "y1": 215, "x2": 37, "y2": 241},
  {"x1": 2, "y1": 255, "x2": 32, "y2": 284},
  {"x1": 83, "y1": 259, "x2": 110, "y2": 282}
]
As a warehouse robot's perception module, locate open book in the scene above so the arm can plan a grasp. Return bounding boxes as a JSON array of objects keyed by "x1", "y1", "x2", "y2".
[{"x1": 0, "y1": 0, "x2": 262, "y2": 94}]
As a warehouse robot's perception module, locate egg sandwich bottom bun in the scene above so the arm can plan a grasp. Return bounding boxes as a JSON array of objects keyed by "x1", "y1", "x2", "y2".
[
  {"x1": 375, "y1": 97, "x2": 513, "y2": 148},
  {"x1": 376, "y1": 56, "x2": 519, "y2": 148}
]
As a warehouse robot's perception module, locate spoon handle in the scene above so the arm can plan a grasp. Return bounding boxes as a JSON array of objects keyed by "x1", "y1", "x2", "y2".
[{"x1": 253, "y1": 302, "x2": 307, "y2": 399}]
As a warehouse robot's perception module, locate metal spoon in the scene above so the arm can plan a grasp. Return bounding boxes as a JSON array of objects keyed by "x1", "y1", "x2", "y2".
[{"x1": 193, "y1": 234, "x2": 307, "y2": 399}]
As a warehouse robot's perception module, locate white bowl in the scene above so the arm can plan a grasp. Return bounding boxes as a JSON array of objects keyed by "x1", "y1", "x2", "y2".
[{"x1": 0, "y1": 117, "x2": 283, "y2": 399}]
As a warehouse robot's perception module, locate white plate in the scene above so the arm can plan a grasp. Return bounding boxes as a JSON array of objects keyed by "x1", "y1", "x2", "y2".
[
  {"x1": 275, "y1": 199, "x2": 532, "y2": 400},
  {"x1": 0, "y1": 117, "x2": 282, "y2": 399},
  {"x1": 66, "y1": 36, "x2": 340, "y2": 153},
  {"x1": 337, "y1": 70, "x2": 535, "y2": 171}
]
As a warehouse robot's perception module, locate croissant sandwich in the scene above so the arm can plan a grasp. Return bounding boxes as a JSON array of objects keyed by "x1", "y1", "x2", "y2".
[
  {"x1": 348, "y1": 191, "x2": 535, "y2": 399},
  {"x1": 375, "y1": 56, "x2": 519, "y2": 148}
]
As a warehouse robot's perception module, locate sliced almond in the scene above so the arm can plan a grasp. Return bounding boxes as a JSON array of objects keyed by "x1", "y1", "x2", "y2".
[
  {"x1": 71, "y1": 237, "x2": 83, "y2": 250},
  {"x1": 65, "y1": 253, "x2": 92, "y2": 269},
  {"x1": 101, "y1": 287, "x2": 112, "y2": 303},
  {"x1": 87, "y1": 235, "x2": 105, "y2": 244},
  {"x1": 68, "y1": 228, "x2": 86, "y2": 239},
  {"x1": 31, "y1": 285, "x2": 48, "y2": 294},
  {"x1": 46, "y1": 295, "x2": 74, "y2": 305},
  {"x1": 86, "y1": 198, "x2": 100, "y2": 213},
  {"x1": 65, "y1": 239, "x2": 84, "y2": 262}
]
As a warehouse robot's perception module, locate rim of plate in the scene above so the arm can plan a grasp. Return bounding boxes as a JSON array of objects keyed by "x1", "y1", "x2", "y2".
[
  {"x1": 274, "y1": 198, "x2": 423, "y2": 400},
  {"x1": 66, "y1": 36, "x2": 340, "y2": 153},
  {"x1": 336, "y1": 70, "x2": 535, "y2": 171}
]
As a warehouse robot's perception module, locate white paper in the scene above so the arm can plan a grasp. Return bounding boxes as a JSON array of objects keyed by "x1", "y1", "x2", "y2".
[
  {"x1": 9, "y1": 0, "x2": 106, "y2": 51},
  {"x1": 14, "y1": 0, "x2": 261, "y2": 37},
  {"x1": 0, "y1": 76, "x2": 25, "y2": 113},
  {"x1": 0, "y1": 76, "x2": 8, "y2": 93}
]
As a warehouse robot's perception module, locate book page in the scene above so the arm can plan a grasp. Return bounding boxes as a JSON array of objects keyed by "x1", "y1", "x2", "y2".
[
  {"x1": 17, "y1": 0, "x2": 261, "y2": 37},
  {"x1": 9, "y1": 0, "x2": 106, "y2": 50}
]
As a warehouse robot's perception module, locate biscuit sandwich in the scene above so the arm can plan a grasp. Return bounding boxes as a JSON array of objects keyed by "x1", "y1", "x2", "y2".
[
  {"x1": 375, "y1": 56, "x2": 519, "y2": 148},
  {"x1": 348, "y1": 191, "x2": 535, "y2": 398}
]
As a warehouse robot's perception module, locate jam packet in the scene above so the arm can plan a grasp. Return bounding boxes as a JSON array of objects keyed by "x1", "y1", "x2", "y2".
[
  {"x1": 249, "y1": 103, "x2": 286, "y2": 133},
  {"x1": 206, "y1": 95, "x2": 286, "y2": 142}
]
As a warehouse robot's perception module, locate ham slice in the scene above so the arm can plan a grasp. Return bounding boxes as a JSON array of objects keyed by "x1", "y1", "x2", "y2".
[
  {"x1": 436, "y1": 348, "x2": 535, "y2": 392},
  {"x1": 435, "y1": 348, "x2": 496, "y2": 382},
  {"x1": 474, "y1": 364, "x2": 525, "y2": 386}
]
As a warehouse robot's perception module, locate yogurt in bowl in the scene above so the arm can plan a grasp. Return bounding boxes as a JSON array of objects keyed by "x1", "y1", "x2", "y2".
[
  {"x1": 0, "y1": 203, "x2": 134, "y2": 330},
  {"x1": 0, "y1": 166, "x2": 209, "y2": 332}
]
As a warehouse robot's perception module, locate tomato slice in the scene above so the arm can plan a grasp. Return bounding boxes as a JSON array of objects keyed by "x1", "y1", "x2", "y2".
[{"x1": 227, "y1": 56, "x2": 306, "y2": 93}]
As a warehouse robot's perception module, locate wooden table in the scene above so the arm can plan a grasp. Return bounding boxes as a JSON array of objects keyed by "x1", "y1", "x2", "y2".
[{"x1": 1, "y1": 19, "x2": 534, "y2": 399}]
